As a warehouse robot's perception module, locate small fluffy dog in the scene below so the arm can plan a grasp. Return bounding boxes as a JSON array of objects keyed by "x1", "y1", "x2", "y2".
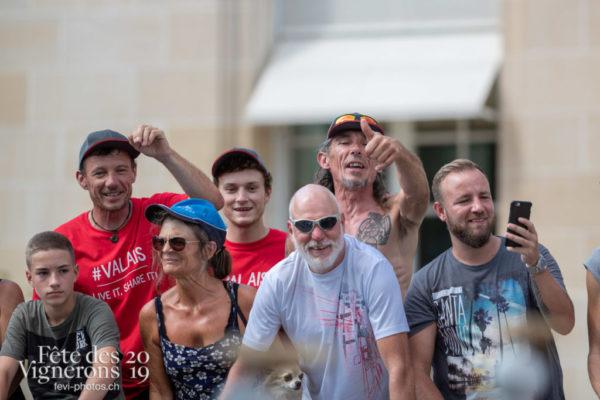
[{"x1": 257, "y1": 363, "x2": 303, "y2": 400}]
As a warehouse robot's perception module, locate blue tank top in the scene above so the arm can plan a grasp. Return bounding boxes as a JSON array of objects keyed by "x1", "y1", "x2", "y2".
[{"x1": 155, "y1": 281, "x2": 247, "y2": 400}]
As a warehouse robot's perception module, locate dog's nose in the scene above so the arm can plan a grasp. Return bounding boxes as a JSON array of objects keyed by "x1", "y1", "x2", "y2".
[{"x1": 294, "y1": 381, "x2": 301, "y2": 390}]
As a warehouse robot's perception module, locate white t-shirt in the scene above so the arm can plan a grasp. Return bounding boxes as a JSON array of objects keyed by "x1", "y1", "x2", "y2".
[{"x1": 243, "y1": 234, "x2": 408, "y2": 400}]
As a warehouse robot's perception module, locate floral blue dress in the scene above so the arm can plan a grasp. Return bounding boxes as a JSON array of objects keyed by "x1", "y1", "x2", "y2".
[{"x1": 154, "y1": 281, "x2": 247, "y2": 400}]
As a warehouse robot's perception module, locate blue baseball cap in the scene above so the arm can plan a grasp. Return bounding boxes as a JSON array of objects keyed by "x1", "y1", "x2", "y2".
[
  {"x1": 79, "y1": 129, "x2": 140, "y2": 169},
  {"x1": 211, "y1": 147, "x2": 268, "y2": 178},
  {"x1": 145, "y1": 199, "x2": 227, "y2": 249}
]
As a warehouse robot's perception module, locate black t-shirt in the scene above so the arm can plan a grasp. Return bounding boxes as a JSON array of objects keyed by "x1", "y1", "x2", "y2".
[{"x1": 0, "y1": 293, "x2": 124, "y2": 399}]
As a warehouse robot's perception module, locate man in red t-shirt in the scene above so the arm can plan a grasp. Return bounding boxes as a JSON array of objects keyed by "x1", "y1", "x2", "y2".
[
  {"x1": 54, "y1": 125, "x2": 223, "y2": 399},
  {"x1": 212, "y1": 148, "x2": 286, "y2": 289}
]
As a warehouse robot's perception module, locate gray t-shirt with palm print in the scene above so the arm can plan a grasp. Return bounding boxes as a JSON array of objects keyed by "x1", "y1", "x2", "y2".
[{"x1": 404, "y1": 237, "x2": 566, "y2": 400}]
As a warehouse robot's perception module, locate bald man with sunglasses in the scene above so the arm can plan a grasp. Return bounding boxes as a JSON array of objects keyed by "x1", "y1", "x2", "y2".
[
  {"x1": 315, "y1": 113, "x2": 429, "y2": 299},
  {"x1": 221, "y1": 184, "x2": 414, "y2": 400}
]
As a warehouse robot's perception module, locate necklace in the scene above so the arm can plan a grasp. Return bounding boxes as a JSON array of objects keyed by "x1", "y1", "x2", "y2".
[{"x1": 90, "y1": 201, "x2": 132, "y2": 243}]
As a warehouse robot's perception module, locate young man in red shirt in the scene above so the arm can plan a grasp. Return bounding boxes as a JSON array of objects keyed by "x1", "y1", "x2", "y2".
[{"x1": 212, "y1": 148, "x2": 286, "y2": 288}]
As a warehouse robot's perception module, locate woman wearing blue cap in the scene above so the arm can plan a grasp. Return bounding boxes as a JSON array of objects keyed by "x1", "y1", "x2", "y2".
[{"x1": 139, "y1": 199, "x2": 256, "y2": 400}]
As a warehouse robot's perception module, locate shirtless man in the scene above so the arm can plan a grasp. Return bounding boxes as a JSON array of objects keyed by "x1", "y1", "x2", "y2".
[{"x1": 315, "y1": 113, "x2": 429, "y2": 297}]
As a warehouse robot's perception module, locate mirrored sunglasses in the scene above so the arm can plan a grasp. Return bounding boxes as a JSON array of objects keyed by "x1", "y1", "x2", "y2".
[
  {"x1": 332, "y1": 114, "x2": 378, "y2": 127},
  {"x1": 152, "y1": 236, "x2": 200, "y2": 252},
  {"x1": 289, "y1": 214, "x2": 340, "y2": 234}
]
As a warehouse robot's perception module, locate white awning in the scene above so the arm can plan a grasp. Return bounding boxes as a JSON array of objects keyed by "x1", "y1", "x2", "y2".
[{"x1": 245, "y1": 33, "x2": 501, "y2": 125}]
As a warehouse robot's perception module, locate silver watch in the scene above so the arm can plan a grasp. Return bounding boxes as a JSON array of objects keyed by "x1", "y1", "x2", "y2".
[{"x1": 526, "y1": 256, "x2": 547, "y2": 275}]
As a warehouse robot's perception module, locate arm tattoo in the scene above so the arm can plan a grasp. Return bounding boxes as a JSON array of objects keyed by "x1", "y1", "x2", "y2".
[{"x1": 356, "y1": 212, "x2": 392, "y2": 247}]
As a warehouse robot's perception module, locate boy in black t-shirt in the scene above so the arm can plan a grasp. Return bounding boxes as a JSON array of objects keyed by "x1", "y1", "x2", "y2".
[{"x1": 0, "y1": 231, "x2": 124, "y2": 399}]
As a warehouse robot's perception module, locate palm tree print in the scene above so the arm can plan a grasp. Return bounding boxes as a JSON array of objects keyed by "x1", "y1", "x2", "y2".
[
  {"x1": 473, "y1": 308, "x2": 493, "y2": 355},
  {"x1": 463, "y1": 285, "x2": 481, "y2": 355},
  {"x1": 489, "y1": 283, "x2": 509, "y2": 360}
]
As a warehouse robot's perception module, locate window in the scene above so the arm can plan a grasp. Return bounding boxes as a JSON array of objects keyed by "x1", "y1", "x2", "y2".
[
  {"x1": 290, "y1": 125, "x2": 327, "y2": 192},
  {"x1": 416, "y1": 119, "x2": 497, "y2": 267}
]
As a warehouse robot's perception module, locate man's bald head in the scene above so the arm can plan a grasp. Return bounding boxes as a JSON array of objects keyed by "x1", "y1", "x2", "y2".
[{"x1": 289, "y1": 184, "x2": 339, "y2": 220}]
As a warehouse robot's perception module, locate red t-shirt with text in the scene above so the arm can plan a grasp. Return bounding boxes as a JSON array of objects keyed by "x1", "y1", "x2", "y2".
[
  {"x1": 225, "y1": 228, "x2": 287, "y2": 288},
  {"x1": 54, "y1": 192, "x2": 185, "y2": 398}
]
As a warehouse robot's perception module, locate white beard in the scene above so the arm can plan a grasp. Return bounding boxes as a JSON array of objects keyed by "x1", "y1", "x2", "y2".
[
  {"x1": 293, "y1": 229, "x2": 345, "y2": 273},
  {"x1": 342, "y1": 177, "x2": 367, "y2": 189}
]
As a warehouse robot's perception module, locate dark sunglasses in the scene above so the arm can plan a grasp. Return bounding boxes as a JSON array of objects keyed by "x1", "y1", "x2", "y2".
[
  {"x1": 152, "y1": 236, "x2": 200, "y2": 252},
  {"x1": 289, "y1": 214, "x2": 340, "y2": 234}
]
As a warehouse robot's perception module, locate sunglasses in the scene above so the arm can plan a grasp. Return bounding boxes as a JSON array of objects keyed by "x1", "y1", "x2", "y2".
[
  {"x1": 332, "y1": 114, "x2": 378, "y2": 127},
  {"x1": 152, "y1": 236, "x2": 201, "y2": 252},
  {"x1": 289, "y1": 214, "x2": 340, "y2": 234},
  {"x1": 327, "y1": 113, "x2": 384, "y2": 138}
]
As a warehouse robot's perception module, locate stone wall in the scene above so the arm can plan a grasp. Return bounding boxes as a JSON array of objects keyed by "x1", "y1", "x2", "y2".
[
  {"x1": 501, "y1": 0, "x2": 600, "y2": 397},
  {"x1": 0, "y1": 0, "x2": 275, "y2": 297}
]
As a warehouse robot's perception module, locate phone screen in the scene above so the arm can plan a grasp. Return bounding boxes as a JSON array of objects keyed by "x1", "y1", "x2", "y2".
[{"x1": 505, "y1": 201, "x2": 532, "y2": 247}]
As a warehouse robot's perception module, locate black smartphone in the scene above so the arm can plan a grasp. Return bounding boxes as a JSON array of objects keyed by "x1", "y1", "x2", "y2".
[{"x1": 505, "y1": 201, "x2": 532, "y2": 247}]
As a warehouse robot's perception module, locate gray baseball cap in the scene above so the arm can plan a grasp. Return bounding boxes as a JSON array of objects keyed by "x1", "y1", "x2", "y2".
[{"x1": 78, "y1": 129, "x2": 140, "y2": 169}]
